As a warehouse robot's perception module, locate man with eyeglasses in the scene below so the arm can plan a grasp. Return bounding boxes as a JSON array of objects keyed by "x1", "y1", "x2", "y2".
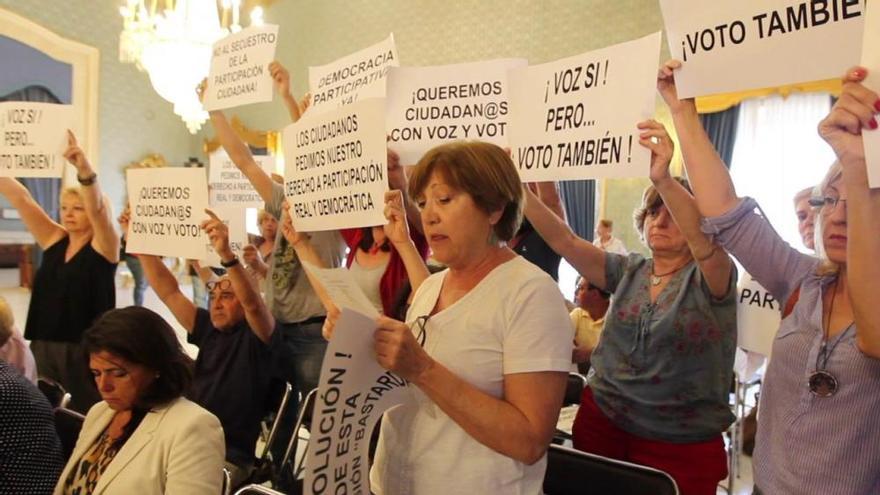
[{"x1": 132, "y1": 210, "x2": 281, "y2": 488}]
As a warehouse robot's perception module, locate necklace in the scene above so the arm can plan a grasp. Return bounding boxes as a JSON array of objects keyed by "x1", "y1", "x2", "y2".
[
  {"x1": 808, "y1": 280, "x2": 854, "y2": 398},
  {"x1": 650, "y1": 259, "x2": 691, "y2": 286}
]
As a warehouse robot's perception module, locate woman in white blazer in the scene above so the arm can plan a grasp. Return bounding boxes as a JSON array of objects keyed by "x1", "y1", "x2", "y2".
[{"x1": 54, "y1": 307, "x2": 225, "y2": 495}]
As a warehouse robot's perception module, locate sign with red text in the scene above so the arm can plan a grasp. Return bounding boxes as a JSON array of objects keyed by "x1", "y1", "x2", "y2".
[
  {"x1": 507, "y1": 32, "x2": 660, "y2": 181},
  {"x1": 126, "y1": 168, "x2": 210, "y2": 260},
  {"x1": 386, "y1": 58, "x2": 527, "y2": 164},
  {"x1": 208, "y1": 149, "x2": 276, "y2": 208},
  {"x1": 304, "y1": 309, "x2": 411, "y2": 495},
  {"x1": 203, "y1": 24, "x2": 279, "y2": 111},
  {"x1": 860, "y1": 1, "x2": 880, "y2": 188},
  {"x1": 282, "y1": 98, "x2": 388, "y2": 231},
  {"x1": 0, "y1": 102, "x2": 74, "y2": 178},
  {"x1": 308, "y1": 34, "x2": 398, "y2": 114},
  {"x1": 660, "y1": 0, "x2": 865, "y2": 98}
]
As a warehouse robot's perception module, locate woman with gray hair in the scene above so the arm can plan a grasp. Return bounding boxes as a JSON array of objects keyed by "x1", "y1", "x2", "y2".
[
  {"x1": 524, "y1": 120, "x2": 737, "y2": 495},
  {"x1": 659, "y1": 59, "x2": 880, "y2": 494}
]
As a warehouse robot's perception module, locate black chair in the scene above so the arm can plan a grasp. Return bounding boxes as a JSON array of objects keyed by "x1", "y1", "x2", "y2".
[
  {"x1": 564, "y1": 372, "x2": 587, "y2": 407},
  {"x1": 54, "y1": 407, "x2": 85, "y2": 461},
  {"x1": 544, "y1": 444, "x2": 679, "y2": 495},
  {"x1": 38, "y1": 377, "x2": 70, "y2": 409},
  {"x1": 280, "y1": 388, "x2": 318, "y2": 482},
  {"x1": 248, "y1": 382, "x2": 294, "y2": 487}
]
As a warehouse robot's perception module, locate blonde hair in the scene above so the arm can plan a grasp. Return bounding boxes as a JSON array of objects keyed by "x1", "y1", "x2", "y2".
[
  {"x1": 0, "y1": 296, "x2": 14, "y2": 347},
  {"x1": 792, "y1": 186, "x2": 815, "y2": 205},
  {"x1": 257, "y1": 209, "x2": 276, "y2": 225},
  {"x1": 60, "y1": 186, "x2": 83, "y2": 203},
  {"x1": 815, "y1": 161, "x2": 843, "y2": 276}
]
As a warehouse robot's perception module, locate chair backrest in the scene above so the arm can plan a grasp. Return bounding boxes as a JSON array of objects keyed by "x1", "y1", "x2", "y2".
[
  {"x1": 543, "y1": 444, "x2": 679, "y2": 495},
  {"x1": 280, "y1": 388, "x2": 318, "y2": 476},
  {"x1": 38, "y1": 377, "x2": 68, "y2": 409},
  {"x1": 54, "y1": 407, "x2": 85, "y2": 461},
  {"x1": 563, "y1": 373, "x2": 587, "y2": 407},
  {"x1": 259, "y1": 382, "x2": 293, "y2": 461},
  {"x1": 233, "y1": 485, "x2": 286, "y2": 495}
]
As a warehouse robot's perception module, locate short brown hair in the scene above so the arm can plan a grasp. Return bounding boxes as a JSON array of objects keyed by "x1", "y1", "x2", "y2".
[
  {"x1": 408, "y1": 141, "x2": 523, "y2": 241},
  {"x1": 598, "y1": 219, "x2": 613, "y2": 229},
  {"x1": 633, "y1": 177, "x2": 692, "y2": 242},
  {"x1": 0, "y1": 297, "x2": 13, "y2": 347}
]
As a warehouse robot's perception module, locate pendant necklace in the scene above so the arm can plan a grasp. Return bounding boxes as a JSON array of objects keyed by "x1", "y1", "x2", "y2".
[
  {"x1": 808, "y1": 280, "x2": 854, "y2": 398},
  {"x1": 650, "y1": 259, "x2": 691, "y2": 286}
]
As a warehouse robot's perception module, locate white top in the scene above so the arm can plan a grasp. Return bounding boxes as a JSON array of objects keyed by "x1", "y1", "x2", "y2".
[
  {"x1": 370, "y1": 256, "x2": 573, "y2": 495},
  {"x1": 592, "y1": 236, "x2": 628, "y2": 256},
  {"x1": 349, "y1": 256, "x2": 389, "y2": 313}
]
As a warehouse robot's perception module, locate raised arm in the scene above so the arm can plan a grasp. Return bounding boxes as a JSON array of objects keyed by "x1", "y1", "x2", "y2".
[
  {"x1": 658, "y1": 60, "x2": 739, "y2": 217},
  {"x1": 0, "y1": 178, "x2": 65, "y2": 248},
  {"x1": 63, "y1": 131, "x2": 119, "y2": 262},
  {"x1": 140, "y1": 255, "x2": 198, "y2": 332},
  {"x1": 384, "y1": 190, "x2": 429, "y2": 292},
  {"x1": 522, "y1": 187, "x2": 607, "y2": 289},
  {"x1": 202, "y1": 210, "x2": 274, "y2": 343},
  {"x1": 818, "y1": 67, "x2": 880, "y2": 358},
  {"x1": 279, "y1": 202, "x2": 336, "y2": 312},
  {"x1": 269, "y1": 61, "x2": 302, "y2": 123},
  {"x1": 640, "y1": 120, "x2": 732, "y2": 298},
  {"x1": 199, "y1": 80, "x2": 275, "y2": 203},
  {"x1": 534, "y1": 181, "x2": 567, "y2": 220},
  {"x1": 387, "y1": 146, "x2": 423, "y2": 234}
]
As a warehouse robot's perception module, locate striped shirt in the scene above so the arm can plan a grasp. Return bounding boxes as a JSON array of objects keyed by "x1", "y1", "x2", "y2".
[{"x1": 703, "y1": 198, "x2": 880, "y2": 495}]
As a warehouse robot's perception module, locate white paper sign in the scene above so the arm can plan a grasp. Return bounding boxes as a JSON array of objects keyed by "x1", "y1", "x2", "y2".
[
  {"x1": 304, "y1": 309, "x2": 410, "y2": 495},
  {"x1": 507, "y1": 32, "x2": 661, "y2": 182},
  {"x1": 660, "y1": 0, "x2": 865, "y2": 98},
  {"x1": 126, "y1": 168, "x2": 210, "y2": 260},
  {"x1": 308, "y1": 34, "x2": 398, "y2": 113},
  {"x1": 208, "y1": 150, "x2": 275, "y2": 208},
  {"x1": 860, "y1": 1, "x2": 880, "y2": 188},
  {"x1": 302, "y1": 260, "x2": 379, "y2": 316},
  {"x1": 203, "y1": 24, "x2": 279, "y2": 111},
  {"x1": 736, "y1": 274, "x2": 782, "y2": 357},
  {"x1": 386, "y1": 58, "x2": 527, "y2": 164},
  {"x1": 0, "y1": 102, "x2": 75, "y2": 178},
  {"x1": 203, "y1": 206, "x2": 248, "y2": 268},
  {"x1": 282, "y1": 98, "x2": 388, "y2": 231}
]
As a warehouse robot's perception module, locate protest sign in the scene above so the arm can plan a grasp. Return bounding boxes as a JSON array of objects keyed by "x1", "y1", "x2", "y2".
[
  {"x1": 660, "y1": 0, "x2": 865, "y2": 98},
  {"x1": 125, "y1": 168, "x2": 210, "y2": 260},
  {"x1": 386, "y1": 58, "x2": 527, "y2": 164},
  {"x1": 736, "y1": 274, "x2": 781, "y2": 357},
  {"x1": 302, "y1": 260, "x2": 380, "y2": 316},
  {"x1": 860, "y1": 1, "x2": 880, "y2": 188},
  {"x1": 308, "y1": 34, "x2": 398, "y2": 113},
  {"x1": 507, "y1": 32, "x2": 661, "y2": 182},
  {"x1": 282, "y1": 98, "x2": 388, "y2": 232},
  {"x1": 304, "y1": 309, "x2": 411, "y2": 495},
  {"x1": 203, "y1": 24, "x2": 279, "y2": 111},
  {"x1": 0, "y1": 102, "x2": 74, "y2": 178},
  {"x1": 208, "y1": 149, "x2": 276, "y2": 208},
  {"x1": 203, "y1": 206, "x2": 248, "y2": 268}
]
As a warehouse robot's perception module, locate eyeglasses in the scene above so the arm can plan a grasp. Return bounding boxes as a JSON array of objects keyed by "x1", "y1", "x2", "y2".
[
  {"x1": 206, "y1": 279, "x2": 232, "y2": 292},
  {"x1": 412, "y1": 315, "x2": 430, "y2": 347},
  {"x1": 808, "y1": 195, "x2": 848, "y2": 212}
]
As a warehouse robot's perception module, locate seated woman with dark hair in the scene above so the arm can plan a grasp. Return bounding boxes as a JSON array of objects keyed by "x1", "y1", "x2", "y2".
[{"x1": 54, "y1": 307, "x2": 225, "y2": 495}]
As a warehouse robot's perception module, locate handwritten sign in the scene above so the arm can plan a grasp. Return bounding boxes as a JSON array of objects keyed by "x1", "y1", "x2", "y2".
[
  {"x1": 308, "y1": 34, "x2": 398, "y2": 113},
  {"x1": 208, "y1": 149, "x2": 275, "y2": 208},
  {"x1": 304, "y1": 309, "x2": 410, "y2": 495},
  {"x1": 660, "y1": 0, "x2": 865, "y2": 98},
  {"x1": 386, "y1": 58, "x2": 527, "y2": 164},
  {"x1": 203, "y1": 24, "x2": 279, "y2": 111},
  {"x1": 0, "y1": 102, "x2": 74, "y2": 178},
  {"x1": 126, "y1": 168, "x2": 209, "y2": 260},
  {"x1": 282, "y1": 98, "x2": 388, "y2": 231},
  {"x1": 507, "y1": 32, "x2": 661, "y2": 181}
]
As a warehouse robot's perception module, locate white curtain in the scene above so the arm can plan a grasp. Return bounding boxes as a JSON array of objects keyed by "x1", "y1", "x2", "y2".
[{"x1": 729, "y1": 93, "x2": 836, "y2": 254}]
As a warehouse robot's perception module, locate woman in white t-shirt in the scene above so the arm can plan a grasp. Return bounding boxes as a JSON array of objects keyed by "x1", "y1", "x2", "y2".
[{"x1": 365, "y1": 141, "x2": 573, "y2": 494}]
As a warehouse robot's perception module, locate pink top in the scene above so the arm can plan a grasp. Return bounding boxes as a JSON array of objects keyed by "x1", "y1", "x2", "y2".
[{"x1": 0, "y1": 326, "x2": 37, "y2": 384}]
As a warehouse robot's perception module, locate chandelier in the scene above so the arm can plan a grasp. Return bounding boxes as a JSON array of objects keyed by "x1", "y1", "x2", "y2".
[{"x1": 118, "y1": 0, "x2": 265, "y2": 133}]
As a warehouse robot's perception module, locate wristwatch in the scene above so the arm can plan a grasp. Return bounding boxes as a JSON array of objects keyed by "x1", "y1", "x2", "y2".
[
  {"x1": 220, "y1": 256, "x2": 240, "y2": 268},
  {"x1": 77, "y1": 172, "x2": 97, "y2": 186}
]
